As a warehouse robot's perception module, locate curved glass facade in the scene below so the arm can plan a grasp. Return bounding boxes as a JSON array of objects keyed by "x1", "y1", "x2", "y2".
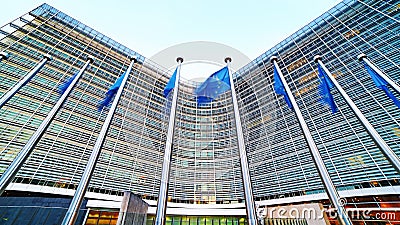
[{"x1": 0, "y1": 0, "x2": 399, "y2": 208}]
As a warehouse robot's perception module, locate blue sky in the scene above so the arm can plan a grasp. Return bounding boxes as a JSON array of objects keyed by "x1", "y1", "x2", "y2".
[{"x1": 1, "y1": 0, "x2": 341, "y2": 60}]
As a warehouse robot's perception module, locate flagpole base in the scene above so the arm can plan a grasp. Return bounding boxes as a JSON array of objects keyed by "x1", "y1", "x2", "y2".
[
  {"x1": 357, "y1": 53, "x2": 367, "y2": 61},
  {"x1": 270, "y1": 56, "x2": 278, "y2": 63},
  {"x1": 313, "y1": 55, "x2": 322, "y2": 62},
  {"x1": 176, "y1": 57, "x2": 184, "y2": 63},
  {"x1": 224, "y1": 57, "x2": 232, "y2": 63},
  {"x1": 0, "y1": 52, "x2": 9, "y2": 60}
]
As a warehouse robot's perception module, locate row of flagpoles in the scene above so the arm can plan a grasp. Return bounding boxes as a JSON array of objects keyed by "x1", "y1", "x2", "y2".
[
  {"x1": 272, "y1": 56, "x2": 351, "y2": 225},
  {"x1": 0, "y1": 50, "x2": 399, "y2": 225},
  {"x1": 156, "y1": 54, "x2": 400, "y2": 225},
  {"x1": 273, "y1": 54, "x2": 400, "y2": 225},
  {"x1": 155, "y1": 57, "x2": 258, "y2": 225},
  {"x1": 0, "y1": 53, "x2": 138, "y2": 225}
]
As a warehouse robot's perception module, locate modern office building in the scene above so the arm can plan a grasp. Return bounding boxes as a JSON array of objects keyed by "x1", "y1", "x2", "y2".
[{"x1": 0, "y1": 0, "x2": 399, "y2": 224}]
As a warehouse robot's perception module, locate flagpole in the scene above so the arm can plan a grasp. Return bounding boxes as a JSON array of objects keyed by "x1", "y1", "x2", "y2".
[
  {"x1": 0, "y1": 51, "x2": 9, "y2": 62},
  {"x1": 314, "y1": 55, "x2": 400, "y2": 173},
  {"x1": 271, "y1": 56, "x2": 352, "y2": 225},
  {"x1": 225, "y1": 57, "x2": 258, "y2": 225},
  {"x1": 154, "y1": 57, "x2": 183, "y2": 225},
  {"x1": 0, "y1": 54, "x2": 52, "y2": 109},
  {"x1": 0, "y1": 56, "x2": 94, "y2": 195},
  {"x1": 357, "y1": 53, "x2": 400, "y2": 94},
  {"x1": 61, "y1": 56, "x2": 137, "y2": 225}
]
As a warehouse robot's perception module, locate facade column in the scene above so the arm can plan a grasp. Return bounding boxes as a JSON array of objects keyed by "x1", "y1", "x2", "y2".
[
  {"x1": 271, "y1": 56, "x2": 352, "y2": 225},
  {"x1": 225, "y1": 57, "x2": 258, "y2": 225},
  {"x1": 314, "y1": 55, "x2": 400, "y2": 173},
  {"x1": 154, "y1": 57, "x2": 183, "y2": 225}
]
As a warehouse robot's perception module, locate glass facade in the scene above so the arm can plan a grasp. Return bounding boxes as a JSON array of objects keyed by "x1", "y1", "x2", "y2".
[
  {"x1": 145, "y1": 215, "x2": 307, "y2": 225},
  {"x1": 0, "y1": 0, "x2": 399, "y2": 211},
  {"x1": 237, "y1": 0, "x2": 400, "y2": 201},
  {"x1": 84, "y1": 213, "x2": 308, "y2": 225}
]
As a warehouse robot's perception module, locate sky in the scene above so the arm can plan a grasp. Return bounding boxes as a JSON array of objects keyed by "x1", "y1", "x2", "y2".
[{"x1": 1, "y1": 0, "x2": 342, "y2": 61}]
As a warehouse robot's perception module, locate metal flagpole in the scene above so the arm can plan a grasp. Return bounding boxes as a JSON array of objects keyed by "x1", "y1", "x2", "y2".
[
  {"x1": 271, "y1": 56, "x2": 352, "y2": 225},
  {"x1": 314, "y1": 55, "x2": 400, "y2": 173},
  {"x1": 0, "y1": 56, "x2": 94, "y2": 195},
  {"x1": 358, "y1": 53, "x2": 400, "y2": 94},
  {"x1": 61, "y1": 56, "x2": 137, "y2": 225},
  {"x1": 0, "y1": 51, "x2": 9, "y2": 62},
  {"x1": 154, "y1": 57, "x2": 183, "y2": 225},
  {"x1": 225, "y1": 57, "x2": 258, "y2": 225},
  {"x1": 0, "y1": 54, "x2": 52, "y2": 109}
]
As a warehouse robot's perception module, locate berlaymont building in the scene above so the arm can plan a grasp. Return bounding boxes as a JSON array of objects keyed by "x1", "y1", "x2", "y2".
[{"x1": 0, "y1": 0, "x2": 399, "y2": 225}]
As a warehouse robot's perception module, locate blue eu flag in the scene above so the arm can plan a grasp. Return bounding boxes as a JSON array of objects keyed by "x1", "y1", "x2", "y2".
[
  {"x1": 318, "y1": 64, "x2": 338, "y2": 113},
  {"x1": 58, "y1": 72, "x2": 78, "y2": 95},
  {"x1": 163, "y1": 68, "x2": 178, "y2": 98},
  {"x1": 98, "y1": 72, "x2": 126, "y2": 110},
  {"x1": 273, "y1": 65, "x2": 293, "y2": 109},
  {"x1": 363, "y1": 62, "x2": 400, "y2": 108},
  {"x1": 194, "y1": 66, "x2": 231, "y2": 104}
]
